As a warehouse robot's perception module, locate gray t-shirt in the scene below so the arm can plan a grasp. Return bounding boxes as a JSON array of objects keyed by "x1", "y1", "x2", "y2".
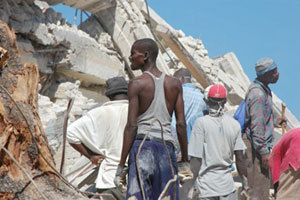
[{"x1": 188, "y1": 113, "x2": 246, "y2": 197}]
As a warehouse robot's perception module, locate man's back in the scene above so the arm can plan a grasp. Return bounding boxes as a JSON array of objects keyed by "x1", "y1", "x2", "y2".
[
  {"x1": 189, "y1": 114, "x2": 245, "y2": 197},
  {"x1": 136, "y1": 71, "x2": 180, "y2": 141},
  {"x1": 182, "y1": 83, "x2": 206, "y2": 140},
  {"x1": 195, "y1": 114, "x2": 241, "y2": 166},
  {"x1": 67, "y1": 100, "x2": 128, "y2": 188},
  {"x1": 131, "y1": 71, "x2": 181, "y2": 117},
  {"x1": 172, "y1": 68, "x2": 207, "y2": 141},
  {"x1": 117, "y1": 38, "x2": 190, "y2": 200}
]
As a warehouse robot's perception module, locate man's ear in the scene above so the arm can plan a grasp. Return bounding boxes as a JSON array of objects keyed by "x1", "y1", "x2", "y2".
[{"x1": 144, "y1": 51, "x2": 149, "y2": 62}]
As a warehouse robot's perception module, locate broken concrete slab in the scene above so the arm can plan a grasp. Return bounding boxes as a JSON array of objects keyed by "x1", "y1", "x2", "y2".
[
  {"x1": 93, "y1": 0, "x2": 170, "y2": 76},
  {"x1": 156, "y1": 24, "x2": 212, "y2": 88},
  {"x1": 0, "y1": 0, "x2": 298, "y2": 176},
  {"x1": 43, "y1": 0, "x2": 115, "y2": 13},
  {"x1": 214, "y1": 52, "x2": 251, "y2": 92},
  {"x1": 38, "y1": 81, "x2": 99, "y2": 152}
]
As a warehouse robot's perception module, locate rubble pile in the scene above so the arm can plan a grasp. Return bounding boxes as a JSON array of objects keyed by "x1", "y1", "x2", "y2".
[{"x1": 0, "y1": 0, "x2": 299, "y2": 173}]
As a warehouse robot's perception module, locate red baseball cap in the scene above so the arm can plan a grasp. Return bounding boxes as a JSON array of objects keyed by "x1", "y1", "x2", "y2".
[{"x1": 208, "y1": 84, "x2": 227, "y2": 98}]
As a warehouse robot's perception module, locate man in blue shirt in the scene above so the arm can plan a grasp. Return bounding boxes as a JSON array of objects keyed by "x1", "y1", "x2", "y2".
[{"x1": 172, "y1": 68, "x2": 208, "y2": 141}]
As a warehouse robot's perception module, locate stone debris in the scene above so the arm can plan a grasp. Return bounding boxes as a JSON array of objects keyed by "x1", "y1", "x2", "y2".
[
  {"x1": 38, "y1": 80, "x2": 99, "y2": 152},
  {"x1": 0, "y1": 0, "x2": 299, "y2": 174}
]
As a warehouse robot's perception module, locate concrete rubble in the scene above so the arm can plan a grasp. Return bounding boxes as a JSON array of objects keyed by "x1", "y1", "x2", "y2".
[{"x1": 0, "y1": 0, "x2": 299, "y2": 174}]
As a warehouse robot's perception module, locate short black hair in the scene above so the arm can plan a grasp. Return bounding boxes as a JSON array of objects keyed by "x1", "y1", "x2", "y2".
[
  {"x1": 173, "y1": 68, "x2": 191, "y2": 79},
  {"x1": 134, "y1": 38, "x2": 159, "y2": 60}
]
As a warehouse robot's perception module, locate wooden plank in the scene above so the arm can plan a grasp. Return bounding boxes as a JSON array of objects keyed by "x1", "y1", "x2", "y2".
[{"x1": 156, "y1": 25, "x2": 210, "y2": 88}]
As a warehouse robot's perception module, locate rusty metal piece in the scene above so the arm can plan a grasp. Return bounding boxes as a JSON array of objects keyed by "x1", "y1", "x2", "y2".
[
  {"x1": 158, "y1": 175, "x2": 177, "y2": 200},
  {"x1": 60, "y1": 98, "x2": 75, "y2": 174},
  {"x1": 241, "y1": 190, "x2": 251, "y2": 200},
  {"x1": 281, "y1": 102, "x2": 286, "y2": 135}
]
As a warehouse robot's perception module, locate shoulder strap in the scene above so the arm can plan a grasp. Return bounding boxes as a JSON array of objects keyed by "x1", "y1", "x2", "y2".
[{"x1": 144, "y1": 70, "x2": 154, "y2": 77}]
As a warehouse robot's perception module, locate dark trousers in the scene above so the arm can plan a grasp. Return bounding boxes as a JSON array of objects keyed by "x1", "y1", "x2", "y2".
[
  {"x1": 243, "y1": 136, "x2": 270, "y2": 200},
  {"x1": 126, "y1": 140, "x2": 179, "y2": 200}
]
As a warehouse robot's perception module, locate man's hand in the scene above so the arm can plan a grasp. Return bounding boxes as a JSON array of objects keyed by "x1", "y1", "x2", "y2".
[
  {"x1": 114, "y1": 165, "x2": 128, "y2": 193},
  {"x1": 275, "y1": 117, "x2": 287, "y2": 128},
  {"x1": 261, "y1": 153, "x2": 270, "y2": 170},
  {"x1": 177, "y1": 162, "x2": 193, "y2": 185},
  {"x1": 90, "y1": 155, "x2": 105, "y2": 166}
]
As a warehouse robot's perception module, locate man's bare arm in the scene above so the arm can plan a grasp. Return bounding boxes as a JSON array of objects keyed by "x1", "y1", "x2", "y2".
[
  {"x1": 174, "y1": 80, "x2": 188, "y2": 162},
  {"x1": 235, "y1": 150, "x2": 247, "y2": 178},
  {"x1": 119, "y1": 80, "x2": 140, "y2": 168},
  {"x1": 235, "y1": 150, "x2": 249, "y2": 190},
  {"x1": 190, "y1": 157, "x2": 201, "y2": 184},
  {"x1": 70, "y1": 143, "x2": 104, "y2": 166}
]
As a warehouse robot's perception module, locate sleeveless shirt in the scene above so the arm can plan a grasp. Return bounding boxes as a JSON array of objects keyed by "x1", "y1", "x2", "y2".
[{"x1": 136, "y1": 71, "x2": 174, "y2": 142}]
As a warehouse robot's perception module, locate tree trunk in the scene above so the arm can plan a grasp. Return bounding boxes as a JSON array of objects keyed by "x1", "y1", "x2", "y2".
[{"x1": 0, "y1": 20, "x2": 87, "y2": 200}]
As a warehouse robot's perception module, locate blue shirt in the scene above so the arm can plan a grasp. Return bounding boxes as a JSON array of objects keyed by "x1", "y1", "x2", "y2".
[{"x1": 172, "y1": 83, "x2": 207, "y2": 141}]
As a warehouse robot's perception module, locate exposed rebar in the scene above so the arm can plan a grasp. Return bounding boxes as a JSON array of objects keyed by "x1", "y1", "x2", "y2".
[{"x1": 60, "y1": 98, "x2": 75, "y2": 174}]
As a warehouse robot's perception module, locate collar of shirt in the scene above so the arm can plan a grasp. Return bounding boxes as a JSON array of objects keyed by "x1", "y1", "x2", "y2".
[
  {"x1": 103, "y1": 99, "x2": 128, "y2": 106},
  {"x1": 254, "y1": 79, "x2": 272, "y2": 96},
  {"x1": 182, "y1": 83, "x2": 196, "y2": 89}
]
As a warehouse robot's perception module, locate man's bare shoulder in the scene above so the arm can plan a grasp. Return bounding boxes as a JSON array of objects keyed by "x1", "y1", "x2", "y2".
[
  {"x1": 131, "y1": 73, "x2": 151, "y2": 83},
  {"x1": 165, "y1": 74, "x2": 182, "y2": 89},
  {"x1": 128, "y1": 73, "x2": 151, "y2": 89}
]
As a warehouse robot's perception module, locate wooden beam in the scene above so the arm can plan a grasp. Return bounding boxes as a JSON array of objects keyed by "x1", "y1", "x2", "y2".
[{"x1": 156, "y1": 25, "x2": 211, "y2": 88}]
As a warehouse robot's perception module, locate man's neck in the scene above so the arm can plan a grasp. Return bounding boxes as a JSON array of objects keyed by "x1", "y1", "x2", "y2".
[
  {"x1": 142, "y1": 64, "x2": 161, "y2": 77},
  {"x1": 111, "y1": 94, "x2": 128, "y2": 101},
  {"x1": 182, "y1": 78, "x2": 191, "y2": 84},
  {"x1": 256, "y1": 76, "x2": 269, "y2": 86}
]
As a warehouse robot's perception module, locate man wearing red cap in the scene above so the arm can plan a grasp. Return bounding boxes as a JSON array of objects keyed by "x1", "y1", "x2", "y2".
[{"x1": 186, "y1": 84, "x2": 248, "y2": 200}]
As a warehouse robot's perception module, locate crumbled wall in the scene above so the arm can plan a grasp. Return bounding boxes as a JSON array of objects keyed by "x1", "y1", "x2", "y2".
[
  {"x1": 38, "y1": 81, "x2": 99, "y2": 151},
  {"x1": 0, "y1": 0, "x2": 299, "y2": 175},
  {"x1": 0, "y1": 0, "x2": 127, "y2": 171},
  {"x1": 139, "y1": 4, "x2": 299, "y2": 129}
]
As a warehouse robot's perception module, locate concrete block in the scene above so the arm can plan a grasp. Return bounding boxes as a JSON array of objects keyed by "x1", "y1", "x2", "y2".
[
  {"x1": 214, "y1": 52, "x2": 251, "y2": 91},
  {"x1": 34, "y1": 0, "x2": 50, "y2": 10},
  {"x1": 33, "y1": 23, "x2": 55, "y2": 45}
]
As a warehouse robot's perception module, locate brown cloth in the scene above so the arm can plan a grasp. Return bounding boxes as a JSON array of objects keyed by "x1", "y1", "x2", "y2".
[
  {"x1": 243, "y1": 136, "x2": 271, "y2": 200},
  {"x1": 276, "y1": 168, "x2": 300, "y2": 200}
]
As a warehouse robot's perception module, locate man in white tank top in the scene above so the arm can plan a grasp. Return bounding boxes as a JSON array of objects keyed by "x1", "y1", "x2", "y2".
[{"x1": 115, "y1": 38, "x2": 192, "y2": 200}]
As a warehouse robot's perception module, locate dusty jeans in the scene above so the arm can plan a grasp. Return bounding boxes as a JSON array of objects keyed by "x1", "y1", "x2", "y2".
[
  {"x1": 126, "y1": 139, "x2": 179, "y2": 200},
  {"x1": 243, "y1": 136, "x2": 270, "y2": 200}
]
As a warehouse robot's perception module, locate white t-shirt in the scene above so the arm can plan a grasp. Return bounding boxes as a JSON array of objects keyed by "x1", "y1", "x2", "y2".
[
  {"x1": 67, "y1": 100, "x2": 128, "y2": 189},
  {"x1": 188, "y1": 113, "x2": 246, "y2": 197}
]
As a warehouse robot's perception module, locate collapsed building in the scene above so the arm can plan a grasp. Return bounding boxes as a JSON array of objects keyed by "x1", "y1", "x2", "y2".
[{"x1": 0, "y1": 0, "x2": 299, "y2": 180}]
